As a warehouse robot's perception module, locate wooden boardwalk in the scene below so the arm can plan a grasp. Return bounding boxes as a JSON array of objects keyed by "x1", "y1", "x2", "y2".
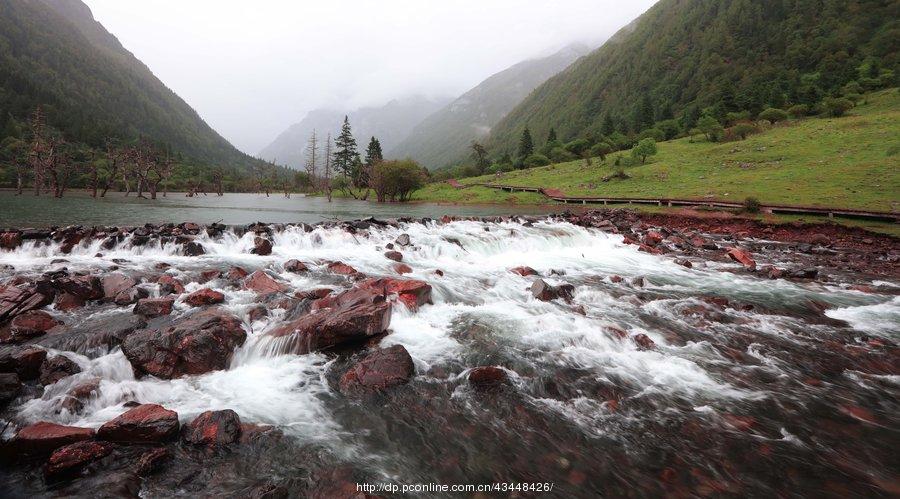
[{"x1": 459, "y1": 181, "x2": 899, "y2": 223}]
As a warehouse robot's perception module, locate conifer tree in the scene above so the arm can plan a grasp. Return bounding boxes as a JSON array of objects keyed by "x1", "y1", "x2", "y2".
[
  {"x1": 601, "y1": 114, "x2": 616, "y2": 136},
  {"x1": 365, "y1": 137, "x2": 383, "y2": 166},
  {"x1": 547, "y1": 128, "x2": 557, "y2": 144},
  {"x1": 333, "y1": 116, "x2": 359, "y2": 179},
  {"x1": 517, "y1": 126, "x2": 534, "y2": 161}
]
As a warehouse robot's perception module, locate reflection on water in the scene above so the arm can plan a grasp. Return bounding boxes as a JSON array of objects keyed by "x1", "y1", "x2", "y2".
[{"x1": 0, "y1": 190, "x2": 561, "y2": 227}]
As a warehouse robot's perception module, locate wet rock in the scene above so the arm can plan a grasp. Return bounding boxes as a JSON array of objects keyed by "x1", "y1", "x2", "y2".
[
  {"x1": 56, "y1": 275, "x2": 103, "y2": 301},
  {"x1": 182, "y1": 241, "x2": 206, "y2": 256},
  {"x1": 809, "y1": 233, "x2": 830, "y2": 246},
  {"x1": 122, "y1": 308, "x2": 246, "y2": 379},
  {"x1": 54, "y1": 292, "x2": 85, "y2": 311},
  {"x1": 384, "y1": 251, "x2": 403, "y2": 262},
  {"x1": 760, "y1": 266, "x2": 784, "y2": 279},
  {"x1": 395, "y1": 234, "x2": 411, "y2": 246},
  {"x1": 393, "y1": 263, "x2": 413, "y2": 275},
  {"x1": 9, "y1": 310, "x2": 61, "y2": 342},
  {"x1": 0, "y1": 346, "x2": 47, "y2": 380},
  {"x1": 133, "y1": 297, "x2": 174, "y2": 318},
  {"x1": 631, "y1": 276, "x2": 646, "y2": 288},
  {"x1": 157, "y1": 275, "x2": 185, "y2": 295},
  {"x1": 358, "y1": 278, "x2": 432, "y2": 310},
  {"x1": 727, "y1": 247, "x2": 757, "y2": 270},
  {"x1": 510, "y1": 266, "x2": 539, "y2": 277},
  {"x1": 114, "y1": 286, "x2": 149, "y2": 306},
  {"x1": 101, "y1": 274, "x2": 138, "y2": 301},
  {"x1": 0, "y1": 232, "x2": 23, "y2": 250},
  {"x1": 197, "y1": 269, "x2": 222, "y2": 283},
  {"x1": 13, "y1": 421, "x2": 95, "y2": 456},
  {"x1": 0, "y1": 372, "x2": 22, "y2": 405},
  {"x1": 674, "y1": 258, "x2": 693, "y2": 269},
  {"x1": 44, "y1": 440, "x2": 113, "y2": 479},
  {"x1": 327, "y1": 261, "x2": 358, "y2": 275},
  {"x1": 468, "y1": 366, "x2": 509, "y2": 389},
  {"x1": 643, "y1": 231, "x2": 664, "y2": 247},
  {"x1": 184, "y1": 288, "x2": 226, "y2": 307},
  {"x1": 135, "y1": 447, "x2": 171, "y2": 475},
  {"x1": 225, "y1": 266, "x2": 249, "y2": 280},
  {"x1": 98, "y1": 404, "x2": 180, "y2": 444},
  {"x1": 182, "y1": 409, "x2": 242, "y2": 446},
  {"x1": 0, "y1": 285, "x2": 54, "y2": 325},
  {"x1": 68, "y1": 377, "x2": 101, "y2": 400},
  {"x1": 243, "y1": 270, "x2": 288, "y2": 295},
  {"x1": 632, "y1": 333, "x2": 656, "y2": 350},
  {"x1": 247, "y1": 305, "x2": 269, "y2": 322},
  {"x1": 251, "y1": 237, "x2": 273, "y2": 256},
  {"x1": 531, "y1": 279, "x2": 575, "y2": 303},
  {"x1": 786, "y1": 267, "x2": 819, "y2": 279},
  {"x1": 284, "y1": 259, "x2": 308, "y2": 273},
  {"x1": 39, "y1": 354, "x2": 81, "y2": 385},
  {"x1": 339, "y1": 345, "x2": 415, "y2": 395}
]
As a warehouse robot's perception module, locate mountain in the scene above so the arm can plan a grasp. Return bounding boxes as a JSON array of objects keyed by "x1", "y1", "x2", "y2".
[
  {"x1": 387, "y1": 44, "x2": 590, "y2": 169},
  {"x1": 259, "y1": 95, "x2": 452, "y2": 169},
  {"x1": 0, "y1": 0, "x2": 255, "y2": 167},
  {"x1": 487, "y1": 0, "x2": 899, "y2": 155}
]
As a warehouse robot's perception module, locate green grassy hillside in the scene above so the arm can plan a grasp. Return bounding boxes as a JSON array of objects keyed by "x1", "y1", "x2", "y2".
[{"x1": 417, "y1": 89, "x2": 900, "y2": 212}]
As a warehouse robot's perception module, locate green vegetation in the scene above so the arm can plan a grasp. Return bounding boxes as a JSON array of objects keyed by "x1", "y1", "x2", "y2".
[{"x1": 416, "y1": 89, "x2": 900, "y2": 212}]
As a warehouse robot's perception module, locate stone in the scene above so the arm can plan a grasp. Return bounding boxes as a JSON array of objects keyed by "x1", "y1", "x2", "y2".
[
  {"x1": 243, "y1": 270, "x2": 288, "y2": 295},
  {"x1": 250, "y1": 237, "x2": 273, "y2": 256},
  {"x1": 643, "y1": 231, "x2": 664, "y2": 247},
  {"x1": 0, "y1": 372, "x2": 22, "y2": 405},
  {"x1": 114, "y1": 286, "x2": 149, "y2": 306},
  {"x1": 357, "y1": 278, "x2": 432, "y2": 310},
  {"x1": 39, "y1": 355, "x2": 82, "y2": 385},
  {"x1": 97, "y1": 404, "x2": 180, "y2": 444},
  {"x1": 0, "y1": 285, "x2": 54, "y2": 325},
  {"x1": 44, "y1": 441, "x2": 113, "y2": 478},
  {"x1": 184, "y1": 288, "x2": 226, "y2": 307},
  {"x1": 13, "y1": 421, "x2": 94, "y2": 456},
  {"x1": 225, "y1": 266, "x2": 249, "y2": 280},
  {"x1": 726, "y1": 247, "x2": 757, "y2": 270},
  {"x1": 157, "y1": 275, "x2": 185, "y2": 295},
  {"x1": 101, "y1": 274, "x2": 138, "y2": 301},
  {"x1": 182, "y1": 409, "x2": 242, "y2": 446},
  {"x1": 182, "y1": 241, "x2": 206, "y2": 256},
  {"x1": 283, "y1": 259, "x2": 308, "y2": 273},
  {"x1": 122, "y1": 308, "x2": 246, "y2": 379},
  {"x1": 531, "y1": 280, "x2": 575, "y2": 303},
  {"x1": 395, "y1": 234, "x2": 411, "y2": 246},
  {"x1": 632, "y1": 333, "x2": 656, "y2": 350},
  {"x1": 339, "y1": 345, "x2": 415, "y2": 395},
  {"x1": 9, "y1": 310, "x2": 61, "y2": 342},
  {"x1": 55, "y1": 275, "x2": 103, "y2": 301},
  {"x1": 384, "y1": 251, "x2": 403, "y2": 262},
  {"x1": 0, "y1": 232, "x2": 23, "y2": 250},
  {"x1": 468, "y1": 366, "x2": 509, "y2": 389},
  {"x1": 133, "y1": 297, "x2": 174, "y2": 318},
  {"x1": 0, "y1": 346, "x2": 47, "y2": 380},
  {"x1": 393, "y1": 263, "x2": 413, "y2": 275},
  {"x1": 327, "y1": 261, "x2": 358, "y2": 275},
  {"x1": 54, "y1": 292, "x2": 85, "y2": 311},
  {"x1": 135, "y1": 447, "x2": 172, "y2": 475},
  {"x1": 509, "y1": 266, "x2": 539, "y2": 277}
]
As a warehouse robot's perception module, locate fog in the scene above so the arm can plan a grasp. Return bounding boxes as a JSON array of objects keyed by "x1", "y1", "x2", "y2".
[{"x1": 83, "y1": 0, "x2": 658, "y2": 154}]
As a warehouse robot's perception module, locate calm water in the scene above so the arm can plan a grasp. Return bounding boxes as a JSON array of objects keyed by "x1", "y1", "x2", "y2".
[{"x1": 0, "y1": 190, "x2": 563, "y2": 227}]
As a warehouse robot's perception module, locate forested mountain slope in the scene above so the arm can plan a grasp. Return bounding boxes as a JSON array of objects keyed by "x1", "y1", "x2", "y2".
[{"x1": 487, "y1": 0, "x2": 899, "y2": 155}]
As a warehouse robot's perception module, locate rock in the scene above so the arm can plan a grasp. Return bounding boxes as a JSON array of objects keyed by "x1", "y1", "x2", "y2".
[
  {"x1": 13, "y1": 421, "x2": 95, "y2": 456},
  {"x1": 284, "y1": 259, "x2": 308, "y2": 273},
  {"x1": 243, "y1": 270, "x2": 288, "y2": 295},
  {"x1": 761, "y1": 266, "x2": 783, "y2": 279},
  {"x1": 157, "y1": 275, "x2": 185, "y2": 295},
  {"x1": 44, "y1": 440, "x2": 113, "y2": 478},
  {"x1": 339, "y1": 345, "x2": 415, "y2": 395},
  {"x1": 632, "y1": 333, "x2": 656, "y2": 350},
  {"x1": 182, "y1": 241, "x2": 206, "y2": 256},
  {"x1": 531, "y1": 279, "x2": 575, "y2": 302},
  {"x1": 395, "y1": 234, "x2": 411, "y2": 246},
  {"x1": 247, "y1": 305, "x2": 268, "y2": 322},
  {"x1": 809, "y1": 233, "x2": 830, "y2": 246},
  {"x1": 726, "y1": 248, "x2": 756, "y2": 270},
  {"x1": 327, "y1": 261, "x2": 358, "y2": 275},
  {"x1": 250, "y1": 237, "x2": 273, "y2": 256},
  {"x1": 56, "y1": 275, "x2": 103, "y2": 301},
  {"x1": 384, "y1": 251, "x2": 403, "y2": 262},
  {"x1": 0, "y1": 285, "x2": 54, "y2": 325},
  {"x1": 0, "y1": 372, "x2": 22, "y2": 405},
  {"x1": 122, "y1": 308, "x2": 246, "y2": 379},
  {"x1": 197, "y1": 269, "x2": 222, "y2": 283},
  {"x1": 133, "y1": 297, "x2": 174, "y2": 318},
  {"x1": 101, "y1": 274, "x2": 138, "y2": 301},
  {"x1": 674, "y1": 259, "x2": 693, "y2": 269},
  {"x1": 114, "y1": 286, "x2": 149, "y2": 306},
  {"x1": 225, "y1": 266, "x2": 249, "y2": 280},
  {"x1": 0, "y1": 346, "x2": 47, "y2": 380},
  {"x1": 643, "y1": 231, "x2": 664, "y2": 247},
  {"x1": 9, "y1": 310, "x2": 61, "y2": 342},
  {"x1": 610, "y1": 275, "x2": 623, "y2": 283},
  {"x1": 184, "y1": 288, "x2": 225, "y2": 307},
  {"x1": 393, "y1": 263, "x2": 413, "y2": 275},
  {"x1": 39, "y1": 355, "x2": 82, "y2": 385},
  {"x1": 509, "y1": 266, "x2": 539, "y2": 277},
  {"x1": 358, "y1": 278, "x2": 432, "y2": 310},
  {"x1": 268, "y1": 289, "x2": 391, "y2": 354},
  {"x1": 54, "y1": 292, "x2": 85, "y2": 311},
  {"x1": 468, "y1": 366, "x2": 509, "y2": 389},
  {"x1": 68, "y1": 377, "x2": 101, "y2": 400},
  {"x1": 135, "y1": 447, "x2": 171, "y2": 475},
  {"x1": 182, "y1": 409, "x2": 242, "y2": 446},
  {"x1": 0, "y1": 232, "x2": 23, "y2": 250},
  {"x1": 97, "y1": 404, "x2": 180, "y2": 444}
]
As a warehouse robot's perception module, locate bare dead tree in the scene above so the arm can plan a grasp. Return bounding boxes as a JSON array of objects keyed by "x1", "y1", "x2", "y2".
[
  {"x1": 304, "y1": 130, "x2": 318, "y2": 189},
  {"x1": 323, "y1": 133, "x2": 333, "y2": 202},
  {"x1": 211, "y1": 167, "x2": 224, "y2": 196},
  {"x1": 100, "y1": 142, "x2": 126, "y2": 197},
  {"x1": 27, "y1": 108, "x2": 47, "y2": 197}
]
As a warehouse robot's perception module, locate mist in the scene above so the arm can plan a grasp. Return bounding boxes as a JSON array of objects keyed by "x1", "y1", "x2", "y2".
[{"x1": 83, "y1": 0, "x2": 659, "y2": 154}]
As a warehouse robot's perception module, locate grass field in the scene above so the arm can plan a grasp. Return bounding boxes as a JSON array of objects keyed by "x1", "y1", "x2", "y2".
[{"x1": 415, "y1": 89, "x2": 900, "y2": 212}]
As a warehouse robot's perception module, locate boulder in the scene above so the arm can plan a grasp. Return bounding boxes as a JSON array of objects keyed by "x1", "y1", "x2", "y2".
[
  {"x1": 250, "y1": 237, "x2": 273, "y2": 256},
  {"x1": 643, "y1": 231, "x2": 664, "y2": 247},
  {"x1": 197, "y1": 269, "x2": 222, "y2": 283},
  {"x1": 0, "y1": 346, "x2": 47, "y2": 380},
  {"x1": 101, "y1": 274, "x2": 138, "y2": 301},
  {"x1": 135, "y1": 447, "x2": 171, "y2": 475},
  {"x1": 243, "y1": 271, "x2": 288, "y2": 295},
  {"x1": 114, "y1": 286, "x2": 149, "y2": 306},
  {"x1": 357, "y1": 278, "x2": 432, "y2": 310},
  {"x1": 0, "y1": 285, "x2": 54, "y2": 325},
  {"x1": 9, "y1": 310, "x2": 61, "y2": 342},
  {"x1": 339, "y1": 345, "x2": 415, "y2": 395},
  {"x1": 327, "y1": 261, "x2": 358, "y2": 275},
  {"x1": 39, "y1": 354, "x2": 82, "y2": 385},
  {"x1": 184, "y1": 288, "x2": 225, "y2": 307},
  {"x1": 393, "y1": 263, "x2": 413, "y2": 275},
  {"x1": 509, "y1": 266, "x2": 539, "y2": 277},
  {"x1": 54, "y1": 292, "x2": 85, "y2": 311},
  {"x1": 632, "y1": 333, "x2": 656, "y2": 350},
  {"x1": 0, "y1": 232, "x2": 23, "y2": 250},
  {"x1": 182, "y1": 241, "x2": 206, "y2": 256},
  {"x1": 97, "y1": 404, "x2": 180, "y2": 444},
  {"x1": 44, "y1": 440, "x2": 113, "y2": 478},
  {"x1": 13, "y1": 421, "x2": 94, "y2": 456},
  {"x1": 122, "y1": 308, "x2": 246, "y2": 379},
  {"x1": 384, "y1": 251, "x2": 403, "y2": 262},
  {"x1": 284, "y1": 259, "x2": 308, "y2": 273},
  {"x1": 531, "y1": 279, "x2": 575, "y2": 303},
  {"x1": 55, "y1": 275, "x2": 103, "y2": 301},
  {"x1": 726, "y1": 247, "x2": 757, "y2": 270},
  {"x1": 395, "y1": 234, "x2": 411, "y2": 246},
  {"x1": 133, "y1": 297, "x2": 174, "y2": 318},
  {"x1": 157, "y1": 275, "x2": 185, "y2": 295},
  {"x1": 225, "y1": 266, "x2": 249, "y2": 280},
  {"x1": 0, "y1": 372, "x2": 22, "y2": 405},
  {"x1": 182, "y1": 409, "x2": 242, "y2": 446},
  {"x1": 468, "y1": 366, "x2": 509, "y2": 389}
]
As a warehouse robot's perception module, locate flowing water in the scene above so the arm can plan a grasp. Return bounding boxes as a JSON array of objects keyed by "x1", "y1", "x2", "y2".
[{"x1": 1, "y1": 219, "x2": 898, "y2": 497}]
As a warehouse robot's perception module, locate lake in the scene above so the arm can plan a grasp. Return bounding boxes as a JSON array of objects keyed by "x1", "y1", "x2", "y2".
[{"x1": 0, "y1": 190, "x2": 564, "y2": 227}]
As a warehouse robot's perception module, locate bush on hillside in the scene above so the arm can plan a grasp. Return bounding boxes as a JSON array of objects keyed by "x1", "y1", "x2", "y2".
[
  {"x1": 549, "y1": 147, "x2": 577, "y2": 163},
  {"x1": 590, "y1": 142, "x2": 612, "y2": 161},
  {"x1": 631, "y1": 138, "x2": 658, "y2": 164},
  {"x1": 656, "y1": 119, "x2": 682, "y2": 140},
  {"x1": 787, "y1": 104, "x2": 809, "y2": 118},
  {"x1": 758, "y1": 108, "x2": 788, "y2": 124},
  {"x1": 369, "y1": 159, "x2": 426, "y2": 202},
  {"x1": 730, "y1": 123, "x2": 759, "y2": 140},
  {"x1": 697, "y1": 115, "x2": 724, "y2": 142},
  {"x1": 564, "y1": 138, "x2": 591, "y2": 156},
  {"x1": 823, "y1": 97, "x2": 854, "y2": 117},
  {"x1": 743, "y1": 197, "x2": 762, "y2": 213},
  {"x1": 638, "y1": 128, "x2": 665, "y2": 142},
  {"x1": 523, "y1": 154, "x2": 551, "y2": 168}
]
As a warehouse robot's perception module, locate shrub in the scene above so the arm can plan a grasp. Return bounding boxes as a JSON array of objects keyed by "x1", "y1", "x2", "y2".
[
  {"x1": 549, "y1": 147, "x2": 576, "y2": 163},
  {"x1": 731, "y1": 123, "x2": 759, "y2": 140},
  {"x1": 743, "y1": 197, "x2": 761, "y2": 214},
  {"x1": 590, "y1": 142, "x2": 612, "y2": 161},
  {"x1": 656, "y1": 119, "x2": 682, "y2": 140},
  {"x1": 564, "y1": 138, "x2": 591, "y2": 156},
  {"x1": 697, "y1": 115, "x2": 724, "y2": 142},
  {"x1": 631, "y1": 138, "x2": 658, "y2": 164},
  {"x1": 638, "y1": 128, "x2": 665, "y2": 142},
  {"x1": 523, "y1": 154, "x2": 551, "y2": 168},
  {"x1": 758, "y1": 108, "x2": 788, "y2": 124},
  {"x1": 823, "y1": 97, "x2": 854, "y2": 117},
  {"x1": 787, "y1": 104, "x2": 809, "y2": 118},
  {"x1": 369, "y1": 159, "x2": 426, "y2": 202},
  {"x1": 725, "y1": 111, "x2": 751, "y2": 125}
]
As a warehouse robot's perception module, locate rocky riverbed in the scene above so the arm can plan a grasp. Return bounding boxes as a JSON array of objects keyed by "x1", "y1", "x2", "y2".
[{"x1": 0, "y1": 210, "x2": 898, "y2": 497}]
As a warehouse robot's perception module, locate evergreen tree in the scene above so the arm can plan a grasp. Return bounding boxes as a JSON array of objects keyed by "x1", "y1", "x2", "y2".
[
  {"x1": 333, "y1": 116, "x2": 359, "y2": 179},
  {"x1": 517, "y1": 126, "x2": 534, "y2": 161},
  {"x1": 636, "y1": 95, "x2": 654, "y2": 131},
  {"x1": 364, "y1": 137, "x2": 383, "y2": 166},
  {"x1": 547, "y1": 128, "x2": 557, "y2": 144},
  {"x1": 601, "y1": 113, "x2": 616, "y2": 136}
]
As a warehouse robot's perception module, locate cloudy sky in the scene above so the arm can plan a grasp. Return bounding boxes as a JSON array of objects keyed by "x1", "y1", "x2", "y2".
[{"x1": 83, "y1": 0, "x2": 657, "y2": 155}]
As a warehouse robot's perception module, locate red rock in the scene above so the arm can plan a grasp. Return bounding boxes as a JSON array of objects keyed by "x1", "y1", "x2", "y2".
[
  {"x1": 358, "y1": 277, "x2": 432, "y2": 310},
  {"x1": 643, "y1": 231, "x2": 664, "y2": 247},
  {"x1": 468, "y1": 366, "x2": 508, "y2": 389},
  {"x1": 295, "y1": 288, "x2": 332, "y2": 301},
  {"x1": 157, "y1": 275, "x2": 185, "y2": 295},
  {"x1": 610, "y1": 275, "x2": 623, "y2": 283},
  {"x1": 122, "y1": 308, "x2": 246, "y2": 379},
  {"x1": 13, "y1": 421, "x2": 94, "y2": 456},
  {"x1": 39, "y1": 355, "x2": 81, "y2": 385},
  {"x1": 531, "y1": 279, "x2": 575, "y2": 302},
  {"x1": 243, "y1": 270, "x2": 288, "y2": 295},
  {"x1": 182, "y1": 241, "x2": 205, "y2": 256},
  {"x1": 0, "y1": 285, "x2": 54, "y2": 324},
  {"x1": 702, "y1": 297, "x2": 730, "y2": 309},
  {"x1": 339, "y1": 345, "x2": 415, "y2": 395},
  {"x1": 509, "y1": 266, "x2": 539, "y2": 277},
  {"x1": 632, "y1": 333, "x2": 655, "y2": 350},
  {"x1": 0, "y1": 346, "x2": 47, "y2": 380},
  {"x1": 135, "y1": 447, "x2": 171, "y2": 475},
  {"x1": 607, "y1": 326, "x2": 628, "y2": 340},
  {"x1": 55, "y1": 292, "x2": 85, "y2": 311},
  {"x1": 250, "y1": 237, "x2": 273, "y2": 256},
  {"x1": 182, "y1": 409, "x2": 242, "y2": 446},
  {"x1": 9, "y1": 310, "x2": 61, "y2": 342},
  {"x1": 44, "y1": 440, "x2": 113, "y2": 478},
  {"x1": 68, "y1": 377, "x2": 101, "y2": 399},
  {"x1": 225, "y1": 266, "x2": 249, "y2": 280},
  {"x1": 247, "y1": 305, "x2": 268, "y2": 322},
  {"x1": 98, "y1": 404, "x2": 180, "y2": 443},
  {"x1": 0, "y1": 232, "x2": 22, "y2": 250},
  {"x1": 284, "y1": 259, "x2": 308, "y2": 273},
  {"x1": 384, "y1": 251, "x2": 403, "y2": 262},
  {"x1": 197, "y1": 269, "x2": 222, "y2": 283},
  {"x1": 133, "y1": 297, "x2": 174, "y2": 318},
  {"x1": 101, "y1": 274, "x2": 138, "y2": 300},
  {"x1": 114, "y1": 286, "x2": 149, "y2": 305},
  {"x1": 327, "y1": 261, "x2": 358, "y2": 275},
  {"x1": 56, "y1": 275, "x2": 103, "y2": 301},
  {"x1": 0, "y1": 372, "x2": 21, "y2": 404},
  {"x1": 723, "y1": 414, "x2": 756, "y2": 431},
  {"x1": 726, "y1": 247, "x2": 757, "y2": 270},
  {"x1": 393, "y1": 263, "x2": 413, "y2": 275},
  {"x1": 184, "y1": 288, "x2": 225, "y2": 307}
]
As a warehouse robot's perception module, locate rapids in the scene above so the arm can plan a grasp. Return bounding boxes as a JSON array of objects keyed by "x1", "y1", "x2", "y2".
[{"x1": 1, "y1": 218, "x2": 898, "y2": 497}]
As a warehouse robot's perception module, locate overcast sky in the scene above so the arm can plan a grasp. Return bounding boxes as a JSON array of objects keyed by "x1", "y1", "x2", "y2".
[{"x1": 83, "y1": 0, "x2": 657, "y2": 155}]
